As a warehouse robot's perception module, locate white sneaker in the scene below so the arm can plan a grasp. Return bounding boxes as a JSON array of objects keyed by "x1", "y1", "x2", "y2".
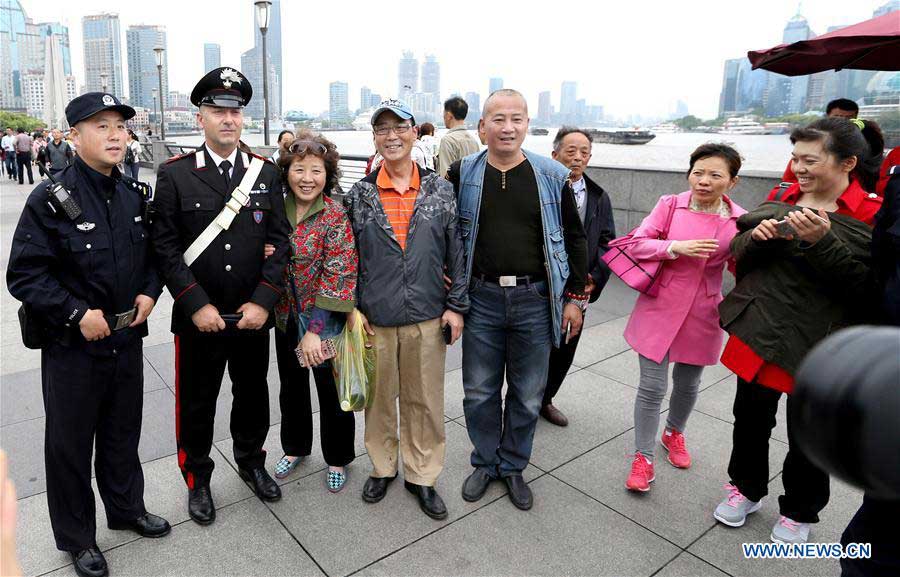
[
  {"x1": 770, "y1": 515, "x2": 810, "y2": 544},
  {"x1": 713, "y1": 483, "x2": 762, "y2": 527}
]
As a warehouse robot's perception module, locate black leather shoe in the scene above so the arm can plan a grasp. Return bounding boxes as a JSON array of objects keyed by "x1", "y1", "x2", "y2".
[
  {"x1": 108, "y1": 512, "x2": 171, "y2": 537},
  {"x1": 70, "y1": 546, "x2": 108, "y2": 577},
  {"x1": 461, "y1": 468, "x2": 495, "y2": 502},
  {"x1": 404, "y1": 481, "x2": 448, "y2": 520},
  {"x1": 188, "y1": 485, "x2": 216, "y2": 525},
  {"x1": 239, "y1": 467, "x2": 282, "y2": 502},
  {"x1": 362, "y1": 474, "x2": 397, "y2": 503},
  {"x1": 504, "y1": 474, "x2": 533, "y2": 510}
]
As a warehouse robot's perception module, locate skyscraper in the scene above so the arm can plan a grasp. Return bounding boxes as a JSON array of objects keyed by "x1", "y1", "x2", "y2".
[
  {"x1": 329, "y1": 81, "x2": 349, "y2": 125},
  {"x1": 359, "y1": 86, "x2": 380, "y2": 111},
  {"x1": 1, "y1": 1, "x2": 74, "y2": 116},
  {"x1": 560, "y1": 81, "x2": 577, "y2": 119},
  {"x1": 465, "y1": 91, "x2": 480, "y2": 124},
  {"x1": 82, "y1": 13, "x2": 124, "y2": 97},
  {"x1": 489, "y1": 77, "x2": 503, "y2": 94},
  {"x1": 422, "y1": 55, "x2": 440, "y2": 98},
  {"x1": 720, "y1": 57, "x2": 770, "y2": 116},
  {"x1": 718, "y1": 59, "x2": 742, "y2": 116},
  {"x1": 767, "y1": 12, "x2": 813, "y2": 115},
  {"x1": 126, "y1": 25, "x2": 168, "y2": 110},
  {"x1": 398, "y1": 51, "x2": 418, "y2": 99},
  {"x1": 538, "y1": 91, "x2": 551, "y2": 124},
  {"x1": 203, "y1": 43, "x2": 221, "y2": 73},
  {"x1": 253, "y1": 0, "x2": 282, "y2": 118},
  {"x1": 240, "y1": 46, "x2": 279, "y2": 120}
]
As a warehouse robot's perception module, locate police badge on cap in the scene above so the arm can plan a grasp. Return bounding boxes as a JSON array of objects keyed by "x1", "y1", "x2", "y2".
[{"x1": 190, "y1": 67, "x2": 253, "y2": 109}]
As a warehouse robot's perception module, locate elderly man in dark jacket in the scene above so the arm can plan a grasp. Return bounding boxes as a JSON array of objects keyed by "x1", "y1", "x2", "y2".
[
  {"x1": 541, "y1": 127, "x2": 616, "y2": 426},
  {"x1": 343, "y1": 100, "x2": 469, "y2": 520}
]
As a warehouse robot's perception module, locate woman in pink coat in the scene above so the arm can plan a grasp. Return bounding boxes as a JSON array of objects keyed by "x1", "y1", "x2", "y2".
[{"x1": 623, "y1": 143, "x2": 747, "y2": 492}]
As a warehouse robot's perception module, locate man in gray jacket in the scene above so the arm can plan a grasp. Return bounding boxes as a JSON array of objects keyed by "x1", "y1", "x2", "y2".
[
  {"x1": 45, "y1": 129, "x2": 75, "y2": 174},
  {"x1": 343, "y1": 99, "x2": 468, "y2": 520}
]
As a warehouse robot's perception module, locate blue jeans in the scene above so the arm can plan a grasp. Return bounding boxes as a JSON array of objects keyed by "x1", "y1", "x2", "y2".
[{"x1": 462, "y1": 278, "x2": 552, "y2": 477}]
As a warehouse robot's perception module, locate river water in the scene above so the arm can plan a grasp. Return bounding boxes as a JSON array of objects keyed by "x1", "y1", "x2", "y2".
[{"x1": 172, "y1": 129, "x2": 794, "y2": 174}]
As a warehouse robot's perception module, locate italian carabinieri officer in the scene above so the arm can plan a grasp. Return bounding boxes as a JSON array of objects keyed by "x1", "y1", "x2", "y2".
[{"x1": 151, "y1": 67, "x2": 292, "y2": 524}]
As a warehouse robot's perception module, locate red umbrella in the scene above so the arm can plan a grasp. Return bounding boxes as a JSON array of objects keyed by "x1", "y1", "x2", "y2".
[{"x1": 748, "y1": 11, "x2": 900, "y2": 76}]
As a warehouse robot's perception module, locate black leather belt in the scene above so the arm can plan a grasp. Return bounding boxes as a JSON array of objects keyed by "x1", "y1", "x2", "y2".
[
  {"x1": 105, "y1": 307, "x2": 137, "y2": 331},
  {"x1": 475, "y1": 274, "x2": 543, "y2": 287}
]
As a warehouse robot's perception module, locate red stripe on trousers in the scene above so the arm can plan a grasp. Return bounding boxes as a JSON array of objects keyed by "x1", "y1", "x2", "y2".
[{"x1": 174, "y1": 335, "x2": 194, "y2": 489}]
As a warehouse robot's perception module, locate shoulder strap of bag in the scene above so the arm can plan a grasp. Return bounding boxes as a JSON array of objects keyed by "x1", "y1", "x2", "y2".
[
  {"x1": 659, "y1": 196, "x2": 677, "y2": 241},
  {"x1": 183, "y1": 157, "x2": 266, "y2": 266}
]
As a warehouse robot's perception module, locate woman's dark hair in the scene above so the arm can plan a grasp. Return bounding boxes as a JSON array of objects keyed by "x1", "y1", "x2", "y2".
[
  {"x1": 277, "y1": 129, "x2": 341, "y2": 196},
  {"x1": 790, "y1": 117, "x2": 884, "y2": 193},
  {"x1": 277, "y1": 130, "x2": 293, "y2": 144},
  {"x1": 687, "y1": 143, "x2": 742, "y2": 178},
  {"x1": 419, "y1": 122, "x2": 435, "y2": 137},
  {"x1": 127, "y1": 129, "x2": 137, "y2": 140}
]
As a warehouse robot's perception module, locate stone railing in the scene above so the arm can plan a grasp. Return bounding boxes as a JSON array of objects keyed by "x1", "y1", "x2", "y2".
[{"x1": 584, "y1": 165, "x2": 781, "y2": 233}]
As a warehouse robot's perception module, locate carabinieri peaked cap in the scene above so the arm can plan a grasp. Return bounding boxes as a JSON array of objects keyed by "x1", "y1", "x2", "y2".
[{"x1": 190, "y1": 67, "x2": 253, "y2": 108}]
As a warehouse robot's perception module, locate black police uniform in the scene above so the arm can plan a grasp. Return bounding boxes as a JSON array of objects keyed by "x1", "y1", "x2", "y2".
[
  {"x1": 7, "y1": 155, "x2": 161, "y2": 551},
  {"x1": 150, "y1": 67, "x2": 291, "y2": 491}
]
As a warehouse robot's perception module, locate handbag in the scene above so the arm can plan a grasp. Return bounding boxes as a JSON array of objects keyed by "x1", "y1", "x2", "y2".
[{"x1": 601, "y1": 197, "x2": 677, "y2": 297}]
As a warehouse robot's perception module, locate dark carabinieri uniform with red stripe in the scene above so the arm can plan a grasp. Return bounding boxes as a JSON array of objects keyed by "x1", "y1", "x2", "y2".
[{"x1": 151, "y1": 145, "x2": 291, "y2": 489}]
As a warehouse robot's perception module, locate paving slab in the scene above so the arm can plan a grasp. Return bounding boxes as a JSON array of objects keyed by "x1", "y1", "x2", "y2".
[
  {"x1": 268, "y1": 421, "x2": 543, "y2": 576},
  {"x1": 688, "y1": 475, "x2": 863, "y2": 577},
  {"x1": 214, "y1": 411, "x2": 367, "y2": 489},
  {"x1": 570, "y1": 315, "x2": 631, "y2": 368},
  {"x1": 44, "y1": 498, "x2": 324, "y2": 577},
  {"x1": 529, "y1": 371, "x2": 641, "y2": 472},
  {"x1": 17, "y1": 449, "x2": 252, "y2": 577},
  {"x1": 654, "y1": 551, "x2": 730, "y2": 577},
  {"x1": 552, "y1": 410, "x2": 789, "y2": 549},
  {"x1": 0, "y1": 367, "x2": 43, "y2": 426},
  {"x1": 358, "y1": 475, "x2": 678, "y2": 577},
  {"x1": 692, "y1": 376, "x2": 789, "y2": 444}
]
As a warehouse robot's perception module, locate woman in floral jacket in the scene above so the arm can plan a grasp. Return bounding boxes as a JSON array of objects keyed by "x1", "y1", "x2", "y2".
[{"x1": 267, "y1": 131, "x2": 357, "y2": 492}]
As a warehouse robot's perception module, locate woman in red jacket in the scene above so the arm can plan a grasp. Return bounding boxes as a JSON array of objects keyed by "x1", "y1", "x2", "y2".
[{"x1": 713, "y1": 117, "x2": 883, "y2": 545}]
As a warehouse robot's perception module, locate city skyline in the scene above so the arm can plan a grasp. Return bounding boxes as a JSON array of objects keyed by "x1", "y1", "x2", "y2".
[{"x1": 7, "y1": 0, "x2": 898, "y2": 121}]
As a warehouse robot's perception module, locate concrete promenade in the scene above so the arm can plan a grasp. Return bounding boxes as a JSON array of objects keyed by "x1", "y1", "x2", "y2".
[{"x1": 0, "y1": 169, "x2": 860, "y2": 577}]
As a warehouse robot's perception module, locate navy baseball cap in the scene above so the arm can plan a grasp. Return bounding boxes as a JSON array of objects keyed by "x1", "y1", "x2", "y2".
[
  {"x1": 371, "y1": 99, "x2": 415, "y2": 126},
  {"x1": 65, "y1": 92, "x2": 135, "y2": 126}
]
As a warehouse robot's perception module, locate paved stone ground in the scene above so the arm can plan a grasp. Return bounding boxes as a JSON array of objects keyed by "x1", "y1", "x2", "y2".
[{"x1": 0, "y1": 171, "x2": 860, "y2": 577}]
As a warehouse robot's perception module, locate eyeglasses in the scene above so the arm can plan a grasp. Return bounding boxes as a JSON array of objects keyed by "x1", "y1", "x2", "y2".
[
  {"x1": 373, "y1": 123, "x2": 412, "y2": 136},
  {"x1": 289, "y1": 140, "x2": 327, "y2": 155}
]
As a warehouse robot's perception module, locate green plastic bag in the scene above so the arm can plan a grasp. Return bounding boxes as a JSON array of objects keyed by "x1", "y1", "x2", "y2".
[{"x1": 332, "y1": 310, "x2": 376, "y2": 412}]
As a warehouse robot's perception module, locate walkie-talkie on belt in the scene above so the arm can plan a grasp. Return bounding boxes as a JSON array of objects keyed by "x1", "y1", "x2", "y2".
[{"x1": 43, "y1": 170, "x2": 82, "y2": 221}]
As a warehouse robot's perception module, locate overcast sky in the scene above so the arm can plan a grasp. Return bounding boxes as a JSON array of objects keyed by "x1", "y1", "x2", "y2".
[{"x1": 20, "y1": 0, "x2": 889, "y2": 119}]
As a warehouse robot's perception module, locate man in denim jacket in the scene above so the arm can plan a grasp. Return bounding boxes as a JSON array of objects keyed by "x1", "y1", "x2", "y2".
[{"x1": 446, "y1": 89, "x2": 588, "y2": 510}]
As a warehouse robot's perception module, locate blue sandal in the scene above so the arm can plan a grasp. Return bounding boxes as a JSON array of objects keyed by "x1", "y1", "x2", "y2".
[
  {"x1": 327, "y1": 469, "x2": 347, "y2": 493},
  {"x1": 274, "y1": 456, "x2": 302, "y2": 479}
]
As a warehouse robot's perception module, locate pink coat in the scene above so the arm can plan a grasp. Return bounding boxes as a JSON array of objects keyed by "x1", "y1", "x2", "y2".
[{"x1": 623, "y1": 191, "x2": 747, "y2": 365}]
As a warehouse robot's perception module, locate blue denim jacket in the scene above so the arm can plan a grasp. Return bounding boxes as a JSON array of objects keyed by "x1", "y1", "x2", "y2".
[{"x1": 456, "y1": 149, "x2": 571, "y2": 346}]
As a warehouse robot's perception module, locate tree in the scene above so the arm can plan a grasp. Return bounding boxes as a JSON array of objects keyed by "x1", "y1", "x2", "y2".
[
  {"x1": 673, "y1": 115, "x2": 702, "y2": 130},
  {"x1": 876, "y1": 110, "x2": 900, "y2": 131},
  {"x1": 0, "y1": 111, "x2": 45, "y2": 133}
]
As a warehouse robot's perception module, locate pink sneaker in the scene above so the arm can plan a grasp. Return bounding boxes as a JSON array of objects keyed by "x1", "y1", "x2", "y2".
[
  {"x1": 661, "y1": 428, "x2": 692, "y2": 469},
  {"x1": 625, "y1": 453, "x2": 655, "y2": 492}
]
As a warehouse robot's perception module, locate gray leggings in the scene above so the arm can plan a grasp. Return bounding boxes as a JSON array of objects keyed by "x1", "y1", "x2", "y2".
[{"x1": 634, "y1": 354, "x2": 704, "y2": 458}]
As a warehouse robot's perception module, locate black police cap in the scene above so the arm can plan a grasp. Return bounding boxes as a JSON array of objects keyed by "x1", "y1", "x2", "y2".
[
  {"x1": 65, "y1": 92, "x2": 135, "y2": 127},
  {"x1": 191, "y1": 67, "x2": 252, "y2": 109}
]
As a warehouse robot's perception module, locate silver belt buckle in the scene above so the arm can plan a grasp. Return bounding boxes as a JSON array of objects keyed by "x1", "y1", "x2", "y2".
[
  {"x1": 114, "y1": 308, "x2": 137, "y2": 330},
  {"x1": 499, "y1": 275, "x2": 517, "y2": 287}
]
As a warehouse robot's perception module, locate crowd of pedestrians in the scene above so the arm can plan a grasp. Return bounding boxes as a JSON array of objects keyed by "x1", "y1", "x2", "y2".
[{"x1": 4, "y1": 63, "x2": 899, "y2": 577}]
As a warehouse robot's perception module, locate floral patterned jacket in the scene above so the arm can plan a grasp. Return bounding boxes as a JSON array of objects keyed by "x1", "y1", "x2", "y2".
[{"x1": 274, "y1": 194, "x2": 357, "y2": 333}]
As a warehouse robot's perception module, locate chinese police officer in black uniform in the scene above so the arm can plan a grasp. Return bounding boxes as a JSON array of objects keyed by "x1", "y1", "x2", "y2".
[
  {"x1": 7, "y1": 93, "x2": 170, "y2": 577},
  {"x1": 151, "y1": 67, "x2": 291, "y2": 524}
]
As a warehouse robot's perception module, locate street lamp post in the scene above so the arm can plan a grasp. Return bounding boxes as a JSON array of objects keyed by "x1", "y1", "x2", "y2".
[
  {"x1": 255, "y1": 0, "x2": 272, "y2": 146},
  {"x1": 100, "y1": 72, "x2": 108, "y2": 93},
  {"x1": 151, "y1": 89, "x2": 158, "y2": 137},
  {"x1": 153, "y1": 46, "x2": 166, "y2": 139}
]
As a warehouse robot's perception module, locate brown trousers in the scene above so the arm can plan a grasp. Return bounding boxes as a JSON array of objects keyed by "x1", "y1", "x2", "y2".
[{"x1": 364, "y1": 318, "x2": 446, "y2": 486}]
